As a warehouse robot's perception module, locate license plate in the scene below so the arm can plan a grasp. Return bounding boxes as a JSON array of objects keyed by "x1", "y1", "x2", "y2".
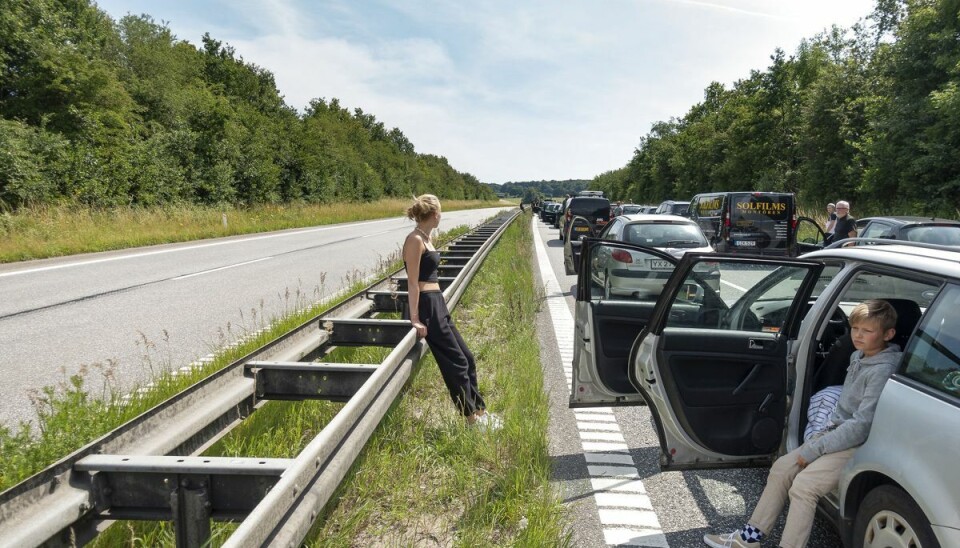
[
  {"x1": 647, "y1": 259, "x2": 672, "y2": 270},
  {"x1": 734, "y1": 240, "x2": 756, "y2": 247},
  {"x1": 575, "y1": 226, "x2": 589, "y2": 232}
]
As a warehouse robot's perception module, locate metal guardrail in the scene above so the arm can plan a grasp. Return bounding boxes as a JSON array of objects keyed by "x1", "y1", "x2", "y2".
[{"x1": 0, "y1": 210, "x2": 520, "y2": 547}]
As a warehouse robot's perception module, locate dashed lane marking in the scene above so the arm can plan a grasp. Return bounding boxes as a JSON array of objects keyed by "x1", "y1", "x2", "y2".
[{"x1": 532, "y1": 218, "x2": 669, "y2": 548}]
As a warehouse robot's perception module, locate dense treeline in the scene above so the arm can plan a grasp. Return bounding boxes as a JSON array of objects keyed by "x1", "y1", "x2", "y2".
[
  {"x1": 0, "y1": 1, "x2": 493, "y2": 211},
  {"x1": 591, "y1": 0, "x2": 960, "y2": 216},
  {"x1": 487, "y1": 180, "x2": 589, "y2": 199}
]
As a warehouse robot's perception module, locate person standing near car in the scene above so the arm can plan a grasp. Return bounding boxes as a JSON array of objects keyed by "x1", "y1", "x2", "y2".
[
  {"x1": 824, "y1": 203, "x2": 837, "y2": 240},
  {"x1": 403, "y1": 194, "x2": 500, "y2": 430},
  {"x1": 829, "y1": 201, "x2": 856, "y2": 245},
  {"x1": 703, "y1": 300, "x2": 902, "y2": 548}
]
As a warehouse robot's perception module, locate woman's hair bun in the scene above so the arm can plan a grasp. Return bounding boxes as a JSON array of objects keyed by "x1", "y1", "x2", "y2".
[{"x1": 406, "y1": 194, "x2": 441, "y2": 222}]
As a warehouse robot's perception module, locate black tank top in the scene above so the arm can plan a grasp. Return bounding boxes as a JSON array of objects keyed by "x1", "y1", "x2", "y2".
[{"x1": 406, "y1": 250, "x2": 440, "y2": 282}]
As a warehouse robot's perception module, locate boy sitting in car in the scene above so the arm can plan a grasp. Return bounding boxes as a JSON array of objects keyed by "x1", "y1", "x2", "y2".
[{"x1": 704, "y1": 299, "x2": 902, "y2": 548}]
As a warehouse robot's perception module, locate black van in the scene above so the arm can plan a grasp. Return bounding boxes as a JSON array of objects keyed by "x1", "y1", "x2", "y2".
[
  {"x1": 688, "y1": 191, "x2": 797, "y2": 255},
  {"x1": 559, "y1": 196, "x2": 611, "y2": 241}
]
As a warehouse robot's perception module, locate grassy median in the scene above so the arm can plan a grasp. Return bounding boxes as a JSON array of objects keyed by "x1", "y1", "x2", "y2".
[
  {"x1": 0, "y1": 199, "x2": 506, "y2": 263},
  {"x1": 89, "y1": 213, "x2": 570, "y2": 546}
]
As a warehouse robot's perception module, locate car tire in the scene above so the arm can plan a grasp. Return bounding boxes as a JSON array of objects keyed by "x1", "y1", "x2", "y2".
[{"x1": 853, "y1": 485, "x2": 939, "y2": 548}]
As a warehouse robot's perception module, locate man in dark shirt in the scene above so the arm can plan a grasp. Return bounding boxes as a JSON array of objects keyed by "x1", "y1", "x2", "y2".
[{"x1": 830, "y1": 200, "x2": 857, "y2": 245}]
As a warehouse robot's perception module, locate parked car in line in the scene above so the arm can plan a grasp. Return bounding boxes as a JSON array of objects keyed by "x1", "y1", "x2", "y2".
[
  {"x1": 637, "y1": 205, "x2": 659, "y2": 214},
  {"x1": 539, "y1": 202, "x2": 561, "y2": 224},
  {"x1": 569, "y1": 238, "x2": 960, "y2": 548},
  {"x1": 583, "y1": 214, "x2": 719, "y2": 294},
  {"x1": 612, "y1": 204, "x2": 648, "y2": 217},
  {"x1": 559, "y1": 196, "x2": 611, "y2": 242},
  {"x1": 855, "y1": 216, "x2": 960, "y2": 246},
  {"x1": 654, "y1": 200, "x2": 690, "y2": 216},
  {"x1": 687, "y1": 191, "x2": 819, "y2": 257}
]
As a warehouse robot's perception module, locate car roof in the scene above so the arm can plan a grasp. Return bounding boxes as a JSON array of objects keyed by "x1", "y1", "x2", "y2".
[
  {"x1": 803, "y1": 244, "x2": 960, "y2": 280},
  {"x1": 619, "y1": 214, "x2": 695, "y2": 224},
  {"x1": 858, "y1": 216, "x2": 960, "y2": 226}
]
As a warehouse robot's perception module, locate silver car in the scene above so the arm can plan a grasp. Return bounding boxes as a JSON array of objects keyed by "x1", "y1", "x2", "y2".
[
  {"x1": 593, "y1": 214, "x2": 717, "y2": 299},
  {"x1": 570, "y1": 240, "x2": 960, "y2": 548}
]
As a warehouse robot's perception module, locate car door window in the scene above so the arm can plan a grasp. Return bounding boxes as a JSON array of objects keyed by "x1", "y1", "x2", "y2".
[
  {"x1": 663, "y1": 261, "x2": 813, "y2": 332},
  {"x1": 602, "y1": 219, "x2": 622, "y2": 240},
  {"x1": 902, "y1": 284, "x2": 960, "y2": 396},
  {"x1": 589, "y1": 243, "x2": 677, "y2": 302},
  {"x1": 860, "y1": 222, "x2": 892, "y2": 239}
]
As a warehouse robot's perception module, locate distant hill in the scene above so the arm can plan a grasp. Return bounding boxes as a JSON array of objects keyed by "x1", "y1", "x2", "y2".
[{"x1": 486, "y1": 180, "x2": 590, "y2": 199}]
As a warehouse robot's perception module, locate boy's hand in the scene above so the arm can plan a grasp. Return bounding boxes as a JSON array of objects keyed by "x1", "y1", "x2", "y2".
[{"x1": 797, "y1": 455, "x2": 808, "y2": 469}]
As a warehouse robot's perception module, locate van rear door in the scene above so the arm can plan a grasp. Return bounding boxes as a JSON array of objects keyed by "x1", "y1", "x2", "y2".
[{"x1": 727, "y1": 193, "x2": 794, "y2": 255}]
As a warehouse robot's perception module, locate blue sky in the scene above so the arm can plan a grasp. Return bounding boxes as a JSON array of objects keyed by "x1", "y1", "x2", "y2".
[{"x1": 95, "y1": 0, "x2": 876, "y2": 184}]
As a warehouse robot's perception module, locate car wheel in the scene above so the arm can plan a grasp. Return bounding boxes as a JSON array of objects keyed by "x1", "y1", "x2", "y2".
[{"x1": 853, "y1": 485, "x2": 939, "y2": 548}]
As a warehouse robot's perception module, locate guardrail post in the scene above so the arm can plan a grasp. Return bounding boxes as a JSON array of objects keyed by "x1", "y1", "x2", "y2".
[{"x1": 171, "y1": 480, "x2": 211, "y2": 548}]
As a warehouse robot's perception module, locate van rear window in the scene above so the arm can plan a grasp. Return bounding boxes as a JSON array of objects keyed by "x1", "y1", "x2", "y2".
[
  {"x1": 570, "y1": 198, "x2": 611, "y2": 217},
  {"x1": 732, "y1": 195, "x2": 791, "y2": 221}
]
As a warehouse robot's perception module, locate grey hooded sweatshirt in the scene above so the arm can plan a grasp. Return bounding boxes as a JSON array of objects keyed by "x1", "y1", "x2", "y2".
[{"x1": 799, "y1": 344, "x2": 902, "y2": 464}]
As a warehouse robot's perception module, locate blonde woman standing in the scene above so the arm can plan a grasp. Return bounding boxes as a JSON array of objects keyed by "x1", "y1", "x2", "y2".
[{"x1": 403, "y1": 194, "x2": 500, "y2": 429}]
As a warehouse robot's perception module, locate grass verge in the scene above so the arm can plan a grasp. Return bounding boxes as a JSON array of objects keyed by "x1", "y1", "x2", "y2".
[
  {"x1": 0, "y1": 198, "x2": 507, "y2": 263},
  {"x1": 91, "y1": 214, "x2": 571, "y2": 546}
]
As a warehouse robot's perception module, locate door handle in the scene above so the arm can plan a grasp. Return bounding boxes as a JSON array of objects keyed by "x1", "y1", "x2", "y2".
[
  {"x1": 758, "y1": 393, "x2": 774, "y2": 414},
  {"x1": 732, "y1": 363, "x2": 762, "y2": 395},
  {"x1": 748, "y1": 338, "x2": 768, "y2": 350}
]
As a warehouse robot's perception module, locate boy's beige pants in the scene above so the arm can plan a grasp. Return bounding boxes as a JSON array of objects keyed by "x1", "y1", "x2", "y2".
[{"x1": 749, "y1": 446, "x2": 856, "y2": 548}]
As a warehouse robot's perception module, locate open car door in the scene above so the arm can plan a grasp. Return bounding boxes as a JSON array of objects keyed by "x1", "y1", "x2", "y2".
[
  {"x1": 636, "y1": 254, "x2": 822, "y2": 469},
  {"x1": 570, "y1": 239, "x2": 688, "y2": 407},
  {"x1": 571, "y1": 242, "x2": 824, "y2": 469},
  {"x1": 795, "y1": 216, "x2": 826, "y2": 255}
]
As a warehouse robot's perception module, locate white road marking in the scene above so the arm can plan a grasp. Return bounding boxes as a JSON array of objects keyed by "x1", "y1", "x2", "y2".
[
  {"x1": 172, "y1": 257, "x2": 273, "y2": 280},
  {"x1": 577, "y1": 421, "x2": 622, "y2": 432},
  {"x1": 532, "y1": 217, "x2": 670, "y2": 547},
  {"x1": 604, "y1": 528, "x2": 670, "y2": 548},
  {"x1": 721, "y1": 278, "x2": 748, "y2": 293},
  {"x1": 0, "y1": 217, "x2": 402, "y2": 279}
]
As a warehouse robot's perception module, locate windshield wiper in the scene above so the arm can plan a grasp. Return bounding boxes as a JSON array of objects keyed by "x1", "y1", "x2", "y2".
[{"x1": 666, "y1": 239, "x2": 701, "y2": 247}]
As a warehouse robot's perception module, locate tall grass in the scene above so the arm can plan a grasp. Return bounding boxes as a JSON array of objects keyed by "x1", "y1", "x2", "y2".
[
  {"x1": 0, "y1": 199, "x2": 506, "y2": 263},
  {"x1": 92, "y1": 217, "x2": 571, "y2": 546}
]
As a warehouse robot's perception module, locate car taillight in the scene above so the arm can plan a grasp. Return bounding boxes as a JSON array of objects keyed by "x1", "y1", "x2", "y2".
[
  {"x1": 611, "y1": 249, "x2": 633, "y2": 263},
  {"x1": 791, "y1": 214, "x2": 797, "y2": 230}
]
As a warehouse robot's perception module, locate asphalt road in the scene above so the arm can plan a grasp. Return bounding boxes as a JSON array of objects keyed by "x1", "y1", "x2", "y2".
[
  {"x1": 0, "y1": 207, "x2": 510, "y2": 427},
  {"x1": 532, "y1": 215, "x2": 842, "y2": 547}
]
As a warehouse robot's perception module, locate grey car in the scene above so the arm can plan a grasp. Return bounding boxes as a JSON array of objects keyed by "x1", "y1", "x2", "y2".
[{"x1": 571, "y1": 239, "x2": 960, "y2": 548}]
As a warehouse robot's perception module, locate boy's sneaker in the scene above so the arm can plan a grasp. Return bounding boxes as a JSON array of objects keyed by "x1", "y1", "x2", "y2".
[{"x1": 703, "y1": 530, "x2": 759, "y2": 548}]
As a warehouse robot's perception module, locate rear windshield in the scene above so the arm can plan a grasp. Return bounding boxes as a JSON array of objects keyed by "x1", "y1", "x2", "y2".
[
  {"x1": 621, "y1": 205, "x2": 642, "y2": 214},
  {"x1": 624, "y1": 223, "x2": 708, "y2": 248},
  {"x1": 731, "y1": 194, "x2": 792, "y2": 221},
  {"x1": 902, "y1": 225, "x2": 960, "y2": 245},
  {"x1": 569, "y1": 197, "x2": 610, "y2": 217}
]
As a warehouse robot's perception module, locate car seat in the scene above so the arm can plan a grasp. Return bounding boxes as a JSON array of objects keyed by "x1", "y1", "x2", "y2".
[{"x1": 812, "y1": 299, "x2": 922, "y2": 392}]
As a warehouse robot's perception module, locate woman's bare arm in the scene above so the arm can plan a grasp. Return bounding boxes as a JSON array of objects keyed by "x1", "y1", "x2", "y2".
[{"x1": 403, "y1": 233, "x2": 427, "y2": 337}]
